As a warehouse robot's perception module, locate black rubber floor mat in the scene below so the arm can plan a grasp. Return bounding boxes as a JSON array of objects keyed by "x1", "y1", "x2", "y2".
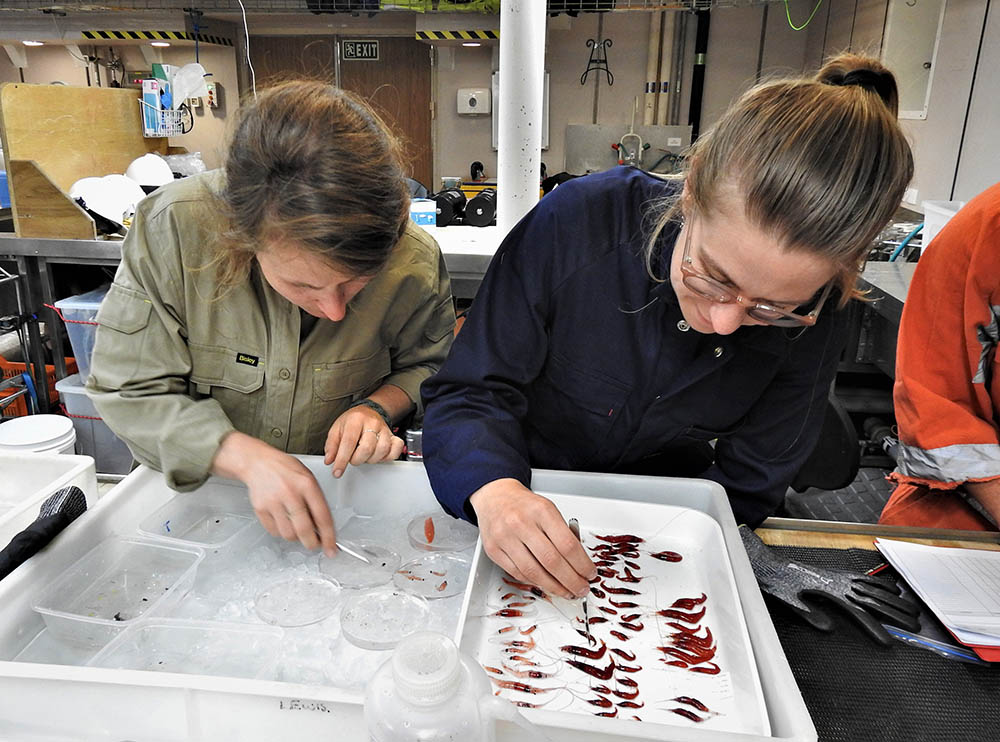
[
  {"x1": 766, "y1": 545, "x2": 1000, "y2": 742},
  {"x1": 784, "y1": 468, "x2": 894, "y2": 523}
]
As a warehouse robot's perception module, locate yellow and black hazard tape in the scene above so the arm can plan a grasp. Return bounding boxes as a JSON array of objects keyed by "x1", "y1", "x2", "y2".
[
  {"x1": 415, "y1": 30, "x2": 498, "y2": 41},
  {"x1": 82, "y1": 30, "x2": 233, "y2": 47}
]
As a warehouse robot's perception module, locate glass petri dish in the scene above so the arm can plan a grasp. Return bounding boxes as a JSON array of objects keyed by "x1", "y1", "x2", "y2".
[
  {"x1": 254, "y1": 575, "x2": 341, "y2": 627},
  {"x1": 393, "y1": 552, "x2": 471, "y2": 599},
  {"x1": 340, "y1": 588, "x2": 431, "y2": 650},
  {"x1": 318, "y1": 541, "x2": 400, "y2": 589},
  {"x1": 407, "y1": 512, "x2": 479, "y2": 552}
]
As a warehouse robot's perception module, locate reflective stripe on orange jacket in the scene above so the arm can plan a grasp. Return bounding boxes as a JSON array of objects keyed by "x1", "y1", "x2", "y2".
[{"x1": 880, "y1": 181, "x2": 1000, "y2": 530}]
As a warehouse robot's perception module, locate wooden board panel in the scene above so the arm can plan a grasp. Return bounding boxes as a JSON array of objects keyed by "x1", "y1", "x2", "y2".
[
  {"x1": 6, "y1": 160, "x2": 96, "y2": 240},
  {"x1": 0, "y1": 83, "x2": 171, "y2": 238}
]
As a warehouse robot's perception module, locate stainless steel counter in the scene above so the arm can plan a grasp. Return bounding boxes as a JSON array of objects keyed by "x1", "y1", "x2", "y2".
[{"x1": 853, "y1": 261, "x2": 917, "y2": 379}]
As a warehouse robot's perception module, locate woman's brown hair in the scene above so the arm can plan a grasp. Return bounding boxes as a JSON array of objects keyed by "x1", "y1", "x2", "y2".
[
  {"x1": 213, "y1": 80, "x2": 410, "y2": 286},
  {"x1": 648, "y1": 53, "x2": 914, "y2": 305}
]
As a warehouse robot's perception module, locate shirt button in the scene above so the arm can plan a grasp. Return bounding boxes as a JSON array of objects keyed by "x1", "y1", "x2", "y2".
[
  {"x1": 278, "y1": 368, "x2": 291, "y2": 380},
  {"x1": 677, "y1": 320, "x2": 690, "y2": 332},
  {"x1": 714, "y1": 346, "x2": 724, "y2": 358},
  {"x1": 271, "y1": 428, "x2": 283, "y2": 438}
]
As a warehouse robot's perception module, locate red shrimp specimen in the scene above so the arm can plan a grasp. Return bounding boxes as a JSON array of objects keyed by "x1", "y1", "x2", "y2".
[
  {"x1": 502, "y1": 663, "x2": 556, "y2": 680},
  {"x1": 497, "y1": 625, "x2": 516, "y2": 635},
  {"x1": 609, "y1": 598, "x2": 639, "y2": 609},
  {"x1": 502, "y1": 577, "x2": 548, "y2": 600},
  {"x1": 621, "y1": 613, "x2": 642, "y2": 623},
  {"x1": 507, "y1": 654, "x2": 539, "y2": 666},
  {"x1": 436, "y1": 581, "x2": 448, "y2": 592},
  {"x1": 424, "y1": 517, "x2": 436, "y2": 544},
  {"x1": 490, "y1": 678, "x2": 557, "y2": 694},
  {"x1": 566, "y1": 657, "x2": 617, "y2": 681},
  {"x1": 673, "y1": 696, "x2": 710, "y2": 712},
  {"x1": 560, "y1": 641, "x2": 607, "y2": 660},
  {"x1": 483, "y1": 665, "x2": 504, "y2": 675},
  {"x1": 505, "y1": 638, "x2": 536, "y2": 650},
  {"x1": 591, "y1": 684, "x2": 612, "y2": 695},
  {"x1": 594, "y1": 560, "x2": 617, "y2": 568},
  {"x1": 587, "y1": 697, "x2": 614, "y2": 709},
  {"x1": 671, "y1": 593, "x2": 707, "y2": 610},
  {"x1": 610, "y1": 648, "x2": 636, "y2": 661},
  {"x1": 631, "y1": 716, "x2": 642, "y2": 722},
  {"x1": 651, "y1": 550, "x2": 683, "y2": 562},
  {"x1": 656, "y1": 606, "x2": 706, "y2": 623},
  {"x1": 672, "y1": 632, "x2": 715, "y2": 651},
  {"x1": 500, "y1": 592, "x2": 517, "y2": 600},
  {"x1": 490, "y1": 608, "x2": 530, "y2": 618},
  {"x1": 597, "y1": 606, "x2": 618, "y2": 616},
  {"x1": 663, "y1": 660, "x2": 688, "y2": 668},
  {"x1": 430, "y1": 570, "x2": 446, "y2": 577},
  {"x1": 618, "y1": 551, "x2": 641, "y2": 560},
  {"x1": 691, "y1": 662, "x2": 721, "y2": 675},
  {"x1": 595, "y1": 534, "x2": 644, "y2": 544},
  {"x1": 617, "y1": 677, "x2": 638, "y2": 688},
  {"x1": 619, "y1": 568, "x2": 643, "y2": 584},
  {"x1": 612, "y1": 686, "x2": 640, "y2": 700},
  {"x1": 597, "y1": 567, "x2": 618, "y2": 579},
  {"x1": 602, "y1": 582, "x2": 641, "y2": 595},
  {"x1": 615, "y1": 663, "x2": 642, "y2": 673},
  {"x1": 618, "y1": 701, "x2": 645, "y2": 709},
  {"x1": 506, "y1": 600, "x2": 532, "y2": 607},
  {"x1": 671, "y1": 708, "x2": 707, "y2": 722},
  {"x1": 587, "y1": 616, "x2": 609, "y2": 625},
  {"x1": 590, "y1": 586, "x2": 607, "y2": 599},
  {"x1": 658, "y1": 646, "x2": 715, "y2": 664},
  {"x1": 519, "y1": 625, "x2": 537, "y2": 635},
  {"x1": 624, "y1": 560, "x2": 641, "y2": 571},
  {"x1": 595, "y1": 709, "x2": 618, "y2": 718},
  {"x1": 609, "y1": 630, "x2": 630, "y2": 642},
  {"x1": 401, "y1": 574, "x2": 425, "y2": 581},
  {"x1": 619, "y1": 621, "x2": 645, "y2": 632}
]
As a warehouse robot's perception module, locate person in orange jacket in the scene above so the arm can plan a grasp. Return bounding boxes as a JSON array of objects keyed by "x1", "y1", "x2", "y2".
[{"x1": 879, "y1": 182, "x2": 1000, "y2": 530}]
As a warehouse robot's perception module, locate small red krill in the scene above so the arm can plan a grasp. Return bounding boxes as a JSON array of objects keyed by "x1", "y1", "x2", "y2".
[
  {"x1": 619, "y1": 621, "x2": 644, "y2": 632},
  {"x1": 598, "y1": 606, "x2": 618, "y2": 616},
  {"x1": 594, "y1": 534, "x2": 644, "y2": 544},
  {"x1": 656, "y1": 606, "x2": 706, "y2": 623},
  {"x1": 590, "y1": 586, "x2": 606, "y2": 599},
  {"x1": 595, "y1": 709, "x2": 619, "y2": 718},
  {"x1": 490, "y1": 678, "x2": 557, "y2": 695},
  {"x1": 566, "y1": 657, "x2": 617, "y2": 681},
  {"x1": 671, "y1": 593, "x2": 707, "y2": 611},
  {"x1": 586, "y1": 697, "x2": 613, "y2": 709},
  {"x1": 560, "y1": 641, "x2": 607, "y2": 660},
  {"x1": 672, "y1": 696, "x2": 710, "y2": 712},
  {"x1": 610, "y1": 648, "x2": 636, "y2": 661},
  {"x1": 609, "y1": 630, "x2": 630, "y2": 642},
  {"x1": 650, "y1": 550, "x2": 683, "y2": 562},
  {"x1": 602, "y1": 583, "x2": 641, "y2": 596},
  {"x1": 617, "y1": 701, "x2": 645, "y2": 709},
  {"x1": 691, "y1": 662, "x2": 721, "y2": 675},
  {"x1": 670, "y1": 707, "x2": 707, "y2": 722},
  {"x1": 609, "y1": 598, "x2": 639, "y2": 609}
]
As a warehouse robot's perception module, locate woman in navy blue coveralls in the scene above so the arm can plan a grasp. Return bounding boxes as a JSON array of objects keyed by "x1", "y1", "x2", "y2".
[{"x1": 421, "y1": 54, "x2": 915, "y2": 600}]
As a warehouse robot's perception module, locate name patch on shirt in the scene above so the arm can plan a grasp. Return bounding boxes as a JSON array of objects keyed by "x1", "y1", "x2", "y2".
[{"x1": 236, "y1": 353, "x2": 260, "y2": 367}]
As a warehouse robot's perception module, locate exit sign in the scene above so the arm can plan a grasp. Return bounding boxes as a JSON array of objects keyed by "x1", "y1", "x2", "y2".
[{"x1": 342, "y1": 40, "x2": 379, "y2": 61}]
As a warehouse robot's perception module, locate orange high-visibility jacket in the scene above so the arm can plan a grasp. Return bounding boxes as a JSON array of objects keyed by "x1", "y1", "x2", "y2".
[{"x1": 880, "y1": 182, "x2": 1000, "y2": 529}]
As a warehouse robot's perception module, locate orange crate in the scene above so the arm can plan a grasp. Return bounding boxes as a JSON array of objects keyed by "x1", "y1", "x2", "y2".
[{"x1": 0, "y1": 356, "x2": 78, "y2": 417}]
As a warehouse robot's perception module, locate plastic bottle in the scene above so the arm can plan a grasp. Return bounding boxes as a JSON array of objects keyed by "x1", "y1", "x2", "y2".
[{"x1": 365, "y1": 631, "x2": 550, "y2": 742}]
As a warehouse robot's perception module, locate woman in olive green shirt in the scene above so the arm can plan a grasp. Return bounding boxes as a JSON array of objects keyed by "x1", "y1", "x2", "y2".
[{"x1": 87, "y1": 82, "x2": 455, "y2": 554}]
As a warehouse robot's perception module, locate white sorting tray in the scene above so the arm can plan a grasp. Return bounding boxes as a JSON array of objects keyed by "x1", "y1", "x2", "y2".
[
  {"x1": 459, "y1": 492, "x2": 768, "y2": 737},
  {"x1": 0, "y1": 459, "x2": 816, "y2": 742}
]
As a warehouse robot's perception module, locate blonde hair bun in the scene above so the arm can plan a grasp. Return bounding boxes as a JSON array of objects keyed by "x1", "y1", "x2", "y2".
[{"x1": 816, "y1": 53, "x2": 899, "y2": 117}]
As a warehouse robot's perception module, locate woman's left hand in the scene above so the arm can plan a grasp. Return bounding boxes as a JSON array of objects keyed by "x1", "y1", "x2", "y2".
[{"x1": 324, "y1": 405, "x2": 405, "y2": 478}]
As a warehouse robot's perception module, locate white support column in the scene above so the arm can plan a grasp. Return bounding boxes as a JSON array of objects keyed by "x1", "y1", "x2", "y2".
[{"x1": 497, "y1": 0, "x2": 546, "y2": 236}]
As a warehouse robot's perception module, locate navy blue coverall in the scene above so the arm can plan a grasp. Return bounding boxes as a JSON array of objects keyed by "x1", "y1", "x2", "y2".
[{"x1": 421, "y1": 167, "x2": 849, "y2": 527}]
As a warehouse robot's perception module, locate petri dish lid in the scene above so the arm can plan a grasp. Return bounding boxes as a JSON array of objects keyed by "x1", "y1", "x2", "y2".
[
  {"x1": 318, "y1": 541, "x2": 400, "y2": 589},
  {"x1": 393, "y1": 552, "x2": 471, "y2": 599},
  {"x1": 407, "y1": 512, "x2": 479, "y2": 552},
  {"x1": 340, "y1": 588, "x2": 430, "y2": 651},
  {"x1": 254, "y1": 575, "x2": 341, "y2": 627}
]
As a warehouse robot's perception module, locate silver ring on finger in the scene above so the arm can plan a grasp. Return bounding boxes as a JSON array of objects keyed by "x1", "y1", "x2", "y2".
[
  {"x1": 285, "y1": 507, "x2": 309, "y2": 519},
  {"x1": 362, "y1": 428, "x2": 381, "y2": 440}
]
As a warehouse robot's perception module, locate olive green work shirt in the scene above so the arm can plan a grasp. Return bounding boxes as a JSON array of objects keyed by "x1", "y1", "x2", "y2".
[{"x1": 86, "y1": 171, "x2": 456, "y2": 491}]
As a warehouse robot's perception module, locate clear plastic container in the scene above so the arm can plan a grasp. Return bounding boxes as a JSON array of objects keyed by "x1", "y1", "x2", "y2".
[
  {"x1": 341, "y1": 588, "x2": 430, "y2": 651},
  {"x1": 53, "y1": 286, "x2": 109, "y2": 383},
  {"x1": 407, "y1": 512, "x2": 479, "y2": 552},
  {"x1": 55, "y1": 373, "x2": 134, "y2": 475},
  {"x1": 253, "y1": 575, "x2": 341, "y2": 627},
  {"x1": 138, "y1": 491, "x2": 255, "y2": 550},
  {"x1": 88, "y1": 618, "x2": 283, "y2": 680},
  {"x1": 393, "y1": 552, "x2": 471, "y2": 599},
  {"x1": 32, "y1": 537, "x2": 204, "y2": 648}
]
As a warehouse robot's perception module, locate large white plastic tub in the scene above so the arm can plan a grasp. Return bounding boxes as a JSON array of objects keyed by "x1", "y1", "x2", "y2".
[
  {"x1": 0, "y1": 452, "x2": 98, "y2": 547},
  {"x1": 0, "y1": 459, "x2": 816, "y2": 742}
]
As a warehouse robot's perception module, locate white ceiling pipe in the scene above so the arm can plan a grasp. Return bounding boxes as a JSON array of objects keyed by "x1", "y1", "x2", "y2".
[{"x1": 497, "y1": 0, "x2": 546, "y2": 236}]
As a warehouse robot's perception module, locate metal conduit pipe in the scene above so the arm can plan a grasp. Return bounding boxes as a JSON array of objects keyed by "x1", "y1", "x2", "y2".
[
  {"x1": 656, "y1": 11, "x2": 676, "y2": 126},
  {"x1": 497, "y1": 0, "x2": 546, "y2": 236},
  {"x1": 644, "y1": 12, "x2": 661, "y2": 126},
  {"x1": 670, "y1": 11, "x2": 687, "y2": 127}
]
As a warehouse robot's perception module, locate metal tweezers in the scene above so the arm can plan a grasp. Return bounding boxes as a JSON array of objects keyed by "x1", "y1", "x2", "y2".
[{"x1": 568, "y1": 518, "x2": 594, "y2": 645}]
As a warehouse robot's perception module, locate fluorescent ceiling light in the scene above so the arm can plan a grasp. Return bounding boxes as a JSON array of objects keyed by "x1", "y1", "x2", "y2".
[
  {"x1": 462, "y1": 42, "x2": 481, "y2": 47},
  {"x1": 150, "y1": 41, "x2": 171, "y2": 47},
  {"x1": 22, "y1": 40, "x2": 44, "y2": 46}
]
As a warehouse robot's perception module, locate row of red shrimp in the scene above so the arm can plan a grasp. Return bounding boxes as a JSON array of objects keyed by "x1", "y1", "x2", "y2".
[{"x1": 655, "y1": 593, "x2": 719, "y2": 674}]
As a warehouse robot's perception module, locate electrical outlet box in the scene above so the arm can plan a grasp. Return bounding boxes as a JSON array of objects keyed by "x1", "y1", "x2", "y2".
[
  {"x1": 205, "y1": 81, "x2": 219, "y2": 108},
  {"x1": 187, "y1": 96, "x2": 201, "y2": 109},
  {"x1": 457, "y1": 87, "x2": 490, "y2": 115}
]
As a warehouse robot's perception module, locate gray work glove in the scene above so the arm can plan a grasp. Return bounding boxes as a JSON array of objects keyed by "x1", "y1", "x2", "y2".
[{"x1": 739, "y1": 525, "x2": 921, "y2": 646}]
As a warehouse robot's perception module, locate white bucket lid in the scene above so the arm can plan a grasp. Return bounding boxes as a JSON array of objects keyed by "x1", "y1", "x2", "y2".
[{"x1": 0, "y1": 415, "x2": 76, "y2": 452}]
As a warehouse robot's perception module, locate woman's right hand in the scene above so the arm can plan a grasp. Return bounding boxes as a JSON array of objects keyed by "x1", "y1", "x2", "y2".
[
  {"x1": 211, "y1": 431, "x2": 337, "y2": 556},
  {"x1": 469, "y1": 478, "x2": 597, "y2": 600}
]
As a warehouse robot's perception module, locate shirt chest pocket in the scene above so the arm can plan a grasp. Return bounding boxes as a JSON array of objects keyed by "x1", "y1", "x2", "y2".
[
  {"x1": 306, "y1": 350, "x2": 392, "y2": 448},
  {"x1": 531, "y1": 353, "x2": 630, "y2": 462},
  {"x1": 189, "y1": 344, "x2": 265, "y2": 433}
]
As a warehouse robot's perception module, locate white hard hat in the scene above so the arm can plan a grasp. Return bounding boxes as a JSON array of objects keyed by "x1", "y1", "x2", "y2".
[
  {"x1": 125, "y1": 153, "x2": 174, "y2": 189},
  {"x1": 70, "y1": 173, "x2": 147, "y2": 229}
]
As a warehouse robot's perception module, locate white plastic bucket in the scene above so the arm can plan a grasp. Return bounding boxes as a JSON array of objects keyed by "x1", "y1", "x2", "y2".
[{"x1": 0, "y1": 414, "x2": 76, "y2": 455}]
